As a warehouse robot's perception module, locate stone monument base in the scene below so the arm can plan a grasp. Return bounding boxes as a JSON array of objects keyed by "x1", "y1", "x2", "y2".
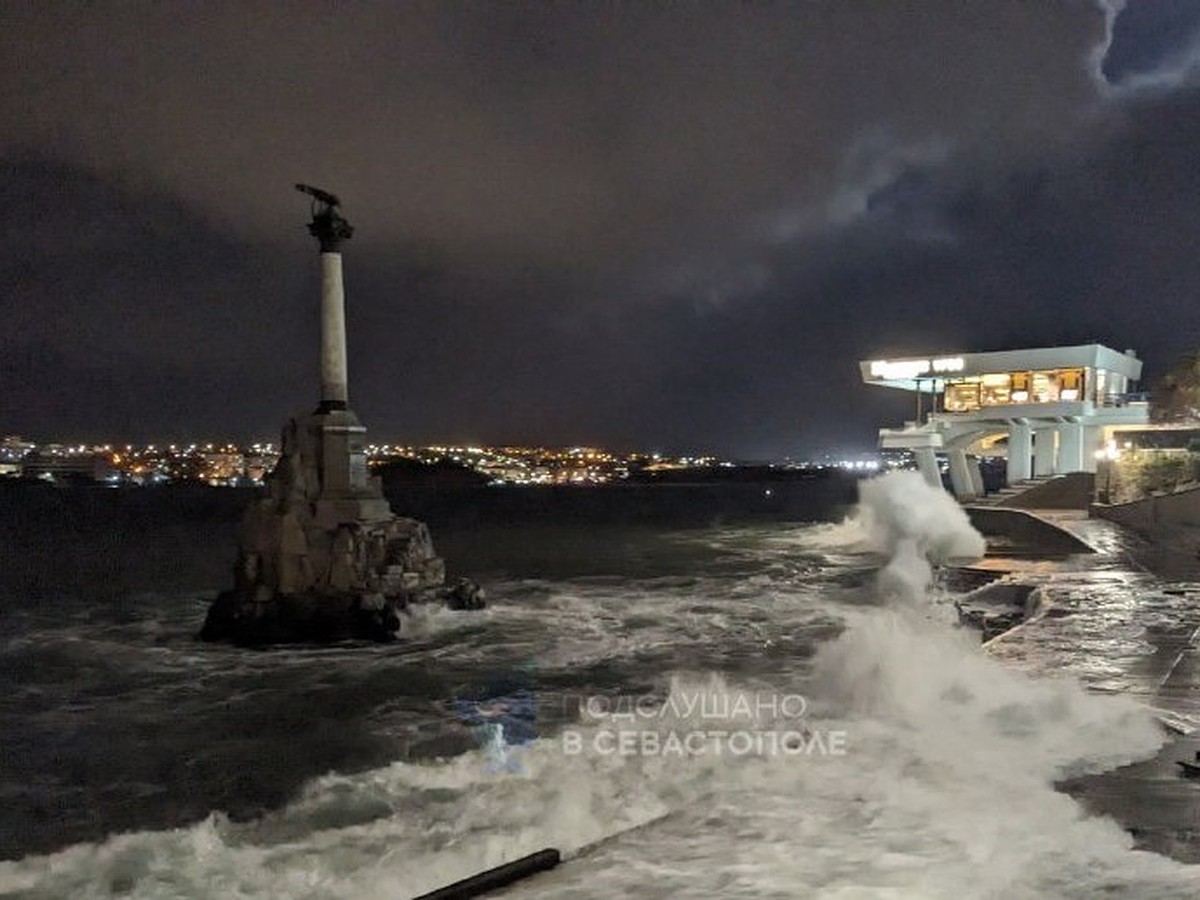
[
  {"x1": 200, "y1": 576, "x2": 485, "y2": 646},
  {"x1": 199, "y1": 412, "x2": 484, "y2": 646}
]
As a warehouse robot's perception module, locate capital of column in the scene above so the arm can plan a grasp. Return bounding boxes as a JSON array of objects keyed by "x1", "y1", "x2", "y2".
[
  {"x1": 308, "y1": 210, "x2": 354, "y2": 253},
  {"x1": 296, "y1": 183, "x2": 355, "y2": 252}
]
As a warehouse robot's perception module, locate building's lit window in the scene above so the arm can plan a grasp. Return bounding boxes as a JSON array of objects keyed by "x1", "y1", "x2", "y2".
[
  {"x1": 980, "y1": 373, "x2": 1011, "y2": 406},
  {"x1": 939, "y1": 366, "x2": 1091, "y2": 412},
  {"x1": 1010, "y1": 371, "x2": 1030, "y2": 402},
  {"x1": 1059, "y1": 368, "x2": 1082, "y2": 401},
  {"x1": 945, "y1": 380, "x2": 981, "y2": 411},
  {"x1": 1031, "y1": 371, "x2": 1056, "y2": 403}
]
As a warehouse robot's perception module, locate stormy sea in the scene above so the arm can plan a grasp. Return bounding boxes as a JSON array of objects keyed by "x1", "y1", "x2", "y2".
[{"x1": 3, "y1": 471, "x2": 1200, "y2": 898}]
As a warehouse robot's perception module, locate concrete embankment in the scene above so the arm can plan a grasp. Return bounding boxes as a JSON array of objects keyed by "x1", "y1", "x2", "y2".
[
  {"x1": 948, "y1": 480, "x2": 1098, "y2": 640},
  {"x1": 993, "y1": 472, "x2": 1095, "y2": 511},
  {"x1": 949, "y1": 501, "x2": 1097, "y2": 654},
  {"x1": 954, "y1": 493, "x2": 1200, "y2": 863},
  {"x1": 1092, "y1": 485, "x2": 1200, "y2": 577},
  {"x1": 964, "y1": 506, "x2": 1096, "y2": 556},
  {"x1": 1093, "y1": 483, "x2": 1200, "y2": 531}
]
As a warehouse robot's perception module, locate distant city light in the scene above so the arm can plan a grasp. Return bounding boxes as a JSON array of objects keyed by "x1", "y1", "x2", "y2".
[{"x1": 1, "y1": 434, "x2": 893, "y2": 486}]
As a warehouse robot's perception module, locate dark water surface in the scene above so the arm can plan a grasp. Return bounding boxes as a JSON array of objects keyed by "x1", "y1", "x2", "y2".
[
  {"x1": 0, "y1": 478, "x2": 856, "y2": 860},
  {"x1": 2, "y1": 476, "x2": 1200, "y2": 898}
]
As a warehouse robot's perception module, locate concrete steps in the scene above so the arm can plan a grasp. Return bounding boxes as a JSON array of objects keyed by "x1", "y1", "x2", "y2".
[
  {"x1": 966, "y1": 473, "x2": 1094, "y2": 510},
  {"x1": 970, "y1": 482, "x2": 1040, "y2": 507},
  {"x1": 967, "y1": 476, "x2": 1058, "y2": 507}
]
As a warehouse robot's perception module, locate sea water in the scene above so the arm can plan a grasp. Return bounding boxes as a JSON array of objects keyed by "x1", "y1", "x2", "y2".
[{"x1": 1, "y1": 474, "x2": 1198, "y2": 898}]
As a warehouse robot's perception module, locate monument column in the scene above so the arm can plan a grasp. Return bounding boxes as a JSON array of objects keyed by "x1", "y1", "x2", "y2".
[
  {"x1": 297, "y1": 184, "x2": 355, "y2": 411},
  {"x1": 320, "y1": 251, "x2": 349, "y2": 410},
  {"x1": 294, "y1": 185, "x2": 380, "y2": 516}
]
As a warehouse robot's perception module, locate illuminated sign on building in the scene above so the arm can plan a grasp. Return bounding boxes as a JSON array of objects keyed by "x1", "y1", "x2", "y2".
[{"x1": 867, "y1": 357, "x2": 964, "y2": 380}]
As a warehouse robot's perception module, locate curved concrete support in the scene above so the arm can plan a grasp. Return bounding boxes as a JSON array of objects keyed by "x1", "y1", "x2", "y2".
[
  {"x1": 968, "y1": 459, "x2": 985, "y2": 497},
  {"x1": 1007, "y1": 420, "x2": 1033, "y2": 484},
  {"x1": 915, "y1": 447, "x2": 941, "y2": 489},
  {"x1": 948, "y1": 448, "x2": 978, "y2": 499}
]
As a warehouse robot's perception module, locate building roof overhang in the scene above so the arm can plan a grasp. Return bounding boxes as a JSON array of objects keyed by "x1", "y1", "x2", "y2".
[{"x1": 859, "y1": 344, "x2": 1143, "y2": 392}]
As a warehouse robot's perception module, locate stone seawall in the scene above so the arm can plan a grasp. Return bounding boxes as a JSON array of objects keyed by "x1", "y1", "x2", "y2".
[
  {"x1": 1091, "y1": 486, "x2": 1200, "y2": 573},
  {"x1": 1092, "y1": 484, "x2": 1200, "y2": 532}
]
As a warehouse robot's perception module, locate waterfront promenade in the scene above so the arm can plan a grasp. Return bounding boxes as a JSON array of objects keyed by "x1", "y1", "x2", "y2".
[{"x1": 972, "y1": 506, "x2": 1200, "y2": 862}]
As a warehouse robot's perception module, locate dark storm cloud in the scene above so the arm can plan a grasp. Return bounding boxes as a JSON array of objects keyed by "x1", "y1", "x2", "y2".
[
  {"x1": 0, "y1": 3, "x2": 1103, "y2": 258},
  {"x1": 0, "y1": 158, "x2": 311, "y2": 439},
  {"x1": 1099, "y1": 0, "x2": 1200, "y2": 89},
  {"x1": 3, "y1": 1, "x2": 1199, "y2": 454},
  {"x1": 667, "y1": 83, "x2": 1200, "y2": 454}
]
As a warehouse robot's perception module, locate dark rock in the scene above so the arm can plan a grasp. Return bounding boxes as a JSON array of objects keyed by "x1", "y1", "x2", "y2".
[
  {"x1": 954, "y1": 581, "x2": 1042, "y2": 641},
  {"x1": 443, "y1": 577, "x2": 486, "y2": 611},
  {"x1": 200, "y1": 588, "x2": 407, "y2": 645}
]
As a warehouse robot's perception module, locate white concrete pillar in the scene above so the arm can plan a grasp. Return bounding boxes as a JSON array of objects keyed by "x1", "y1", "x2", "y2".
[
  {"x1": 1057, "y1": 421, "x2": 1084, "y2": 473},
  {"x1": 948, "y1": 449, "x2": 977, "y2": 499},
  {"x1": 915, "y1": 448, "x2": 941, "y2": 489},
  {"x1": 1033, "y1": 429, "x2": 1057, "y2": 477},
  {"x1": 320, "y1": 252, "x2": 349, "y2": 409},
  {"x1": 968, "y1": 457, "x2": 985, "y2": 496},
  {"x1": 1082, "y1": 426, "x2": 1104, "y2": 473},
  {"x1": 1007, "y1": 421, "x2": 1033, "y2": 484}
]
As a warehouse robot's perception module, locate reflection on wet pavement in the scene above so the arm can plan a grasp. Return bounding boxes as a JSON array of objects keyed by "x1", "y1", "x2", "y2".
[{"x1": 970, "y1": 515, "x2": 1200, "y2": 861}]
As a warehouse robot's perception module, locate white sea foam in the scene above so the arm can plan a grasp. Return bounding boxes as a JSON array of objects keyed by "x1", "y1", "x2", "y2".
[
  {"x1": 788, "y1": 471, "x2": 986, "y2": 594},
  {"x1": 0, "y1": 735, "x2": 666, "y2": 898},
  {"x1": 2, "y1": 474, "x2": 1197, "y2": 898},
  {"x1": 0, "y1": 663, "x2": 1191, "y2": 899}
]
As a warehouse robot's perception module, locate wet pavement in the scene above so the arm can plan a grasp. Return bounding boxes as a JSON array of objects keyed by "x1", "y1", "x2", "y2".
[
  {"x1": 975, "y1": 511, "x2": 1200, "y2": 862},
  {"x1": 1056, "y1": 615, "x2": 1200, "y2": 863}
]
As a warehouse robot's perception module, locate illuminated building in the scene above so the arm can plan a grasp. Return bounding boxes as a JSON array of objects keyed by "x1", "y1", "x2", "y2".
[
  {"x1": 22, "y1": 445, "x2": 115, "y2": 483},
  {"x1": 860, "y1": 344, "x2": 1148, "y2": 497},
  {"x1": 0, "y1": 435, "x2": 35, "y2": 477}
]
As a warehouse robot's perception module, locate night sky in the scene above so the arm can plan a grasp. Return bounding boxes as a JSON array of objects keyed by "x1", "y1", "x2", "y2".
[{"x1": 4, "y1": 2, "x2": 1200, "y2": 458}]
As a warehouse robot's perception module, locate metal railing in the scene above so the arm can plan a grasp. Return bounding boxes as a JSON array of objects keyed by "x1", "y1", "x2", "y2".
[{"x1": 1099, "y1": 392, "x2": 1149, "y2": 407}]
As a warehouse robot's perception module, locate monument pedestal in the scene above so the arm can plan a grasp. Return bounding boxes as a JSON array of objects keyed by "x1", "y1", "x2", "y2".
[{"x1": 201, "y1": 412, "x2": 480, "y2": 645}]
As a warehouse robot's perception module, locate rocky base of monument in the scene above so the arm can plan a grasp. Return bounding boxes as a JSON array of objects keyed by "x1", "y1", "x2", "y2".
[
  {"x1": 200, "y1": 574, "x2": 485, "y2": 646},
  {"x1": 199, "y1": 414, "x2": 485, "y2": 646}
]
